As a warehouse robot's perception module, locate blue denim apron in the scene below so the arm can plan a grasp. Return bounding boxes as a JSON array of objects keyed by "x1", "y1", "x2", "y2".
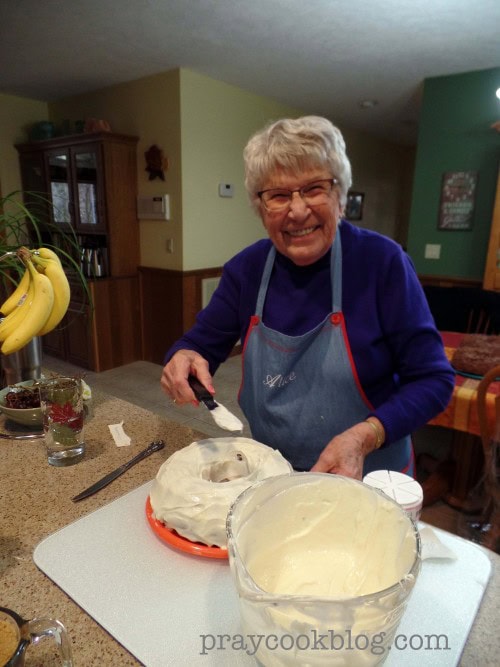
[{"x1": 238, "y1": 233, "x2": 413, "y2": 474}]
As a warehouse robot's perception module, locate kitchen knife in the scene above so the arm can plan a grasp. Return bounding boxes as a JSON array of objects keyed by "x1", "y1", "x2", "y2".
[
  {"x1": 72, "y1": 439, "x2": 165, "y2": 502},
  {"x1": 0, "y1": 431, "x2": 43, "y2": 440},
  {"x1": 188, "y1": 375, "x2": 243, "y2": 432}
]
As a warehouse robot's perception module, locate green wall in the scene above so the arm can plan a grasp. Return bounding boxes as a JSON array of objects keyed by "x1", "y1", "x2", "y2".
[{"x1": 407, "y1": 67, "x2": 500, "y2": 280}]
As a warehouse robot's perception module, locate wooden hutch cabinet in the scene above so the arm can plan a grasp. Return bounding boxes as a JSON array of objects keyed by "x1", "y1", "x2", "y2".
[{"x1": 16, "y1": 132, "x2": 142, "y2": 371}]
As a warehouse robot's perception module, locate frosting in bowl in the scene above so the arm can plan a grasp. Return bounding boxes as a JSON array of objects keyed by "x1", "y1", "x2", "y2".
[{"x1": 242, "y1": 475, "x2": 418, "y2": 598}]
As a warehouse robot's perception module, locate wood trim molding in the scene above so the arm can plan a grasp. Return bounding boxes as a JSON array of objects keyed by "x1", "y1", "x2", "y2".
[
  {"x1": 15, "y1": 131, "x2": 139, "y2": 152},
  {"x1": 138, "y1": 266, "x2": 223, "y2": 365},
  {"x1": 418, "y1": 275, "x2": 482, "y2": 288}
]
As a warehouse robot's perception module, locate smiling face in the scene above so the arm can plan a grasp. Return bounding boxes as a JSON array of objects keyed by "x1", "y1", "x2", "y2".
[{"x1": 259, "y1": 168, "x2": 343, "y2": 266}]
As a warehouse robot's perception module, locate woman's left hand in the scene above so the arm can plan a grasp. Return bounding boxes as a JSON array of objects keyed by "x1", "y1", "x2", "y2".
[{"x1": 310, "y1": 420, "x2": 382, "y2": 480}]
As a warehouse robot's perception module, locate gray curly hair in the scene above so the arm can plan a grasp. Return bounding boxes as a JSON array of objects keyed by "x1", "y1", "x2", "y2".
[{"x1": 243, "y1": 116, "x2": 352, "y2": 210}]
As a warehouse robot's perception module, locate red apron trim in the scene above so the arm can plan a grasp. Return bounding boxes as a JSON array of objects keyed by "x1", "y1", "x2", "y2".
[
  {"x1": 331, "y1": 313, "x2": 342, "y2": 326},
  {"x1": 239, "y1": 315, "x2": 260, "y2": 400},
  {"x1": 401, "y1": 444, "x2": 416, "y2": 477},
  {"x1": 337, "y1": 312, "x2": 374, "y2": 410},
  {"x1": 243, "y1": 315, "x2": 260, "y2": 352}
]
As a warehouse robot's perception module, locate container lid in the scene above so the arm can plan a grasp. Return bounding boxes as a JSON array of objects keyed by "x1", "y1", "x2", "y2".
[{"x1": 363, "y1": 470, "x2": 423, "y2": 509}]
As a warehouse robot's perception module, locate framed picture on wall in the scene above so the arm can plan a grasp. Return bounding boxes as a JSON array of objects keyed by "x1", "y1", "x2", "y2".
[
  {"x1": 437, "y1": 171, "x2": 478, "y2": 230},
  {"x1": 345, "y1": 191, "x2": 364, "y2": 221}
]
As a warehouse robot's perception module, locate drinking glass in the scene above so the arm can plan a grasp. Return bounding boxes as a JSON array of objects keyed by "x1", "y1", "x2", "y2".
[{"x1": 39, "y1": 377, "x2": 85, "y2": 466}]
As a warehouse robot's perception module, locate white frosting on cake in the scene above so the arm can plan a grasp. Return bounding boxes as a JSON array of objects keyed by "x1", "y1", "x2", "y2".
[{"x1": 149, "y1": 437, "x2": 292, "y2": 547}]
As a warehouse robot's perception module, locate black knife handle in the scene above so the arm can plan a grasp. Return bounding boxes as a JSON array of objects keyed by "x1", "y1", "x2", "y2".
[
  {"x1": 188, "y1": 375, "x2": 211, "y2": 398},
  {"x1": 188, "y1": 375, "x2": 217, "y2": 409}
]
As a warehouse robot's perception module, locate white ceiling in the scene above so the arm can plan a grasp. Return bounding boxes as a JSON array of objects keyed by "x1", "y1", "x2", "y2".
[{"x1": 1, "y1": 0, "x2": 499, "y2": 146}]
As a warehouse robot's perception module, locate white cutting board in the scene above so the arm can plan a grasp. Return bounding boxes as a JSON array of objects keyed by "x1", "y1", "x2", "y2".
[{"x1": 34, "y1": 482, "x2": 491, "y2": 667}]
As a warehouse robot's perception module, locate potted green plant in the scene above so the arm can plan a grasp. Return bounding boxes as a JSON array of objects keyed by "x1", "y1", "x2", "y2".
[{"x1": 0, "y1": 190, "x2": 91, "y2": 385}]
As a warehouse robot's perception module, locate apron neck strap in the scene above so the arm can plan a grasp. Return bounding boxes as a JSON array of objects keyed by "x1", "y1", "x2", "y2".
[
  {"x1": 255, "y1": 246, "x2": 276, "y2": 316},
  {"x1": 331, "y1": 224, "x2": 342, "y2": 312},
  {"x1": 255, "y1": 225, "x2": 343, "y2": 317}
]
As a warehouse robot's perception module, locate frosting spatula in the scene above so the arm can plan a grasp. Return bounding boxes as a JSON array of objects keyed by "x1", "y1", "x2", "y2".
[{"x1": 188, "y1": 375, "x2": 243, "y2": 433}]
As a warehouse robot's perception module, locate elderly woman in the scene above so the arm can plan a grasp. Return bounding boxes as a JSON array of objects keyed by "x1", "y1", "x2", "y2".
[{"x1": 161, "y1": 116, "x2": 454, "y2": 479}]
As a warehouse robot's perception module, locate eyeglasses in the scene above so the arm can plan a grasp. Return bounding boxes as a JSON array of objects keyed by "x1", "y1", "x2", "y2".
[{"x1": 258, "y1": 178, "x2": 338, "y2": 212}]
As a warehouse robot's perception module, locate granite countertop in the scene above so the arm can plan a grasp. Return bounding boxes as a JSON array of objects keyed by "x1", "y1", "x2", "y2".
[
  {"x1": 0, "y1": 389, "x2": 207, "y2": 666},
  {"x1": 1, "y1": 389, "x2": 499, "y2": 666}
]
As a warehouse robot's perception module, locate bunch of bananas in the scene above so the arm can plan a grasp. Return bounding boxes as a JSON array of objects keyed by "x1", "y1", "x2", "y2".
[{"x1": 0, "y1": 247, "x2": 71, "y2": 355}]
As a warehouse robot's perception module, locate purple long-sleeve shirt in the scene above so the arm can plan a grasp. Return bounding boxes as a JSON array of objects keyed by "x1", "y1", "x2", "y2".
[{"x1": 166, "y1": 220, "x2": 455, "y2": 445}]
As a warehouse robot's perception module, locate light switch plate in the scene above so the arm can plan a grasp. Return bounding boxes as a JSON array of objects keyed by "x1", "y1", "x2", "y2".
[{"x1": 424, "y1": 243, "x2": 441, "y2": 259}]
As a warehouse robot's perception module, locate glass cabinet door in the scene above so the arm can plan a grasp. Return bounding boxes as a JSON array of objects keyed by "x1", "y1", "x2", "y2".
[
  {"x1": 45, "y1": 144, "x2": 106, "y2": 232},
  {"x1": 72, "y1": 145, "x2": 106, "y2": 232},
  {"x1": 47, "y1": 150, "x2": 72, "y2": 225}
]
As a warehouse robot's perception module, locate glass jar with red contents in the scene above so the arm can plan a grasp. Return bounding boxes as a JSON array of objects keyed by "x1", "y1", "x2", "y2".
[{"x1": 39, "y1": 377, "x2": 85, "y2": 466}]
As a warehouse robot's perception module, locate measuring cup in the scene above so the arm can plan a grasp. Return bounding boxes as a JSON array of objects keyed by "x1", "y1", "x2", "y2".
[
  {"x1": 0, "y1": 607, "x2": 73, "y2": 666},
  {"x1": 226, "y1": 473, "x2": 421, "y2": 666}
]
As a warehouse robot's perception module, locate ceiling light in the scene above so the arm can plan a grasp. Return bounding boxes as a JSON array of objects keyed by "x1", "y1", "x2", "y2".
[{"x1": 359, "y1": 99, "x2": 379, "y2": 109}]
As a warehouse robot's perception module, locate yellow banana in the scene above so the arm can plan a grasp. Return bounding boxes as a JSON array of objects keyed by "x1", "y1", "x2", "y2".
[
  {"x1": 37, "y1": 247, "x2": 62, "y2": 265},
  {"x1": 0, "y1": 267, "x2": 30, "y2": 316},
  {"x1": 1, "y1": 259, "x2": 54, "y2": 355},
  {"x1": 36, "y1": 258, "x2": 71, "y2": 335},
  {"x1": 0, "y1": 280, "x2": 34, "y2": 343}
]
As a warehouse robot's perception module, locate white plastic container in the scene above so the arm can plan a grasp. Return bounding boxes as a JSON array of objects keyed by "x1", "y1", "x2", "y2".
[{"x1": 363, "y1": 470, "x2": 423, "y2": 522}]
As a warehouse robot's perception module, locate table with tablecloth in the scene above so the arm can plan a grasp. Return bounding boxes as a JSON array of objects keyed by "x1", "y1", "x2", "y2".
[
  {"x1": 428, "y1": 331, "x2": 500, "y2": 437},
  {"x1": 426, "y1": 331, "x2": 499, "y2": 508}
]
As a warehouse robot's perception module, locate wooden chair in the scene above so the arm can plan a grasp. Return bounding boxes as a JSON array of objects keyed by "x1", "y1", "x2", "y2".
[
  {"x1": 468, "y1": 364, "x2": 500, "y2": 552},
  {"x1": 477, "y1": 364, "x2": 500, "y2": 483},
  {"x1": 469, "y1": 290, "x2": 500, "y2": 335},
  {"x1": 422, "y1": 285, "x2": 500, "y2": 335}
]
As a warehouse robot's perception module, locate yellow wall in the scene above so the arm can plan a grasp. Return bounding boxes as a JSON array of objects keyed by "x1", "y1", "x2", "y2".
[
  {"x1": 0, "y1": 93, "x2": 48, "y2": 197},
  {"x1": 179, "y1": 70, "x2": 414, "y2": 268},
  {"x1": 1, "y1": 69, "x2": 414, "y2": 272},
  {"x1": 342, "y1": 128, "x2": 416, "y2": 247},
  {"x1": 179, "y1": 69, "x2": 305, "y2": 269},
  {"x1": 48, "y1": 70, "x2": 183, "y2": 270},
  {"x1": 49, "y1": 68, "x2": 305, "y2": 271}
]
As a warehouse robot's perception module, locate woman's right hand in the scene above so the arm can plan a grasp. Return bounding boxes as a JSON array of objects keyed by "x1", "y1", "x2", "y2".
[{"x1": 161, "y1": 349, "x2": 214, "y2": 404}]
